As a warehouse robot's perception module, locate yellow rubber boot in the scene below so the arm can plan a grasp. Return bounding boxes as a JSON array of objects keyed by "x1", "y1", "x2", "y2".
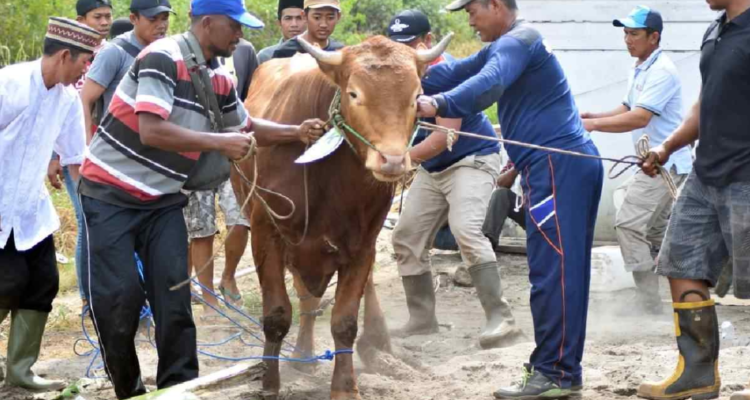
[{"x1": 637, "y1": 291, "x2": 720, "y2": 400}]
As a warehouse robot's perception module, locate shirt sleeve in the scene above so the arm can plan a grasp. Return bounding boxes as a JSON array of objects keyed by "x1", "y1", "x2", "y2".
[
  {"x1": 435, "y1": 37, "x2": 532, "y2": 118},
  {"x1": 134, "y1": 51, "x2": 178, "y2": 120},
  {"x1": 86, "y1": 42, "x2": 123, "y2": 89},
  {"x1": 635, "y1": 67, "x2": 680, "y2": 116},
  {"x1": 55, "y1": 99, "x2": 86, "y2": 166}
]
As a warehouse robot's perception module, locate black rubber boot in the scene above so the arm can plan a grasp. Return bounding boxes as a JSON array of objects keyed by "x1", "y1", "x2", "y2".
[
  {"x1": 390, "y1": 272, "x2": 439, "y2": 338},
  {"x1": 637, "y1": 290, "x2": 721, "y2": 400},
  {"x1": 633, "y1": 271, "x2": 663, "y2": 315},
  {"x1": 470, "y1": 262, "x2": 521, "y2": 349}
]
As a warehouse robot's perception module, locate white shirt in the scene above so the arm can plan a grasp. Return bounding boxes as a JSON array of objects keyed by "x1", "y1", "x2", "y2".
[
  {"x1": 0, "y1": 59, "x2": 86, "y2": 251},
  {"x1": 624, "y1": 49, "x2": 693, "y2": 174}
]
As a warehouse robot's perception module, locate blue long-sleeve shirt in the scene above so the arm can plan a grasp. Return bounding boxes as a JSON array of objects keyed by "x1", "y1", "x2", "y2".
[
  {"x1": 434, "y1": 20, "x2": 590, "y2": 170},
  {"x1": 415, "y1": 53, "x2": 500, "y2": 173}
]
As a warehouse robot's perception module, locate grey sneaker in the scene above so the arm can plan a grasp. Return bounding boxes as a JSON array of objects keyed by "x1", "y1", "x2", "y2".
[{"x1": 494, "y1": 364, "x2": 578, "y2": 399}]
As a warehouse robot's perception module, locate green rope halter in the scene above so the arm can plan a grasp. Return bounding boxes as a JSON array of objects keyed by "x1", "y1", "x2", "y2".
[{"x1": 327, "y1": 89, "x2": 419, "y2": 155}]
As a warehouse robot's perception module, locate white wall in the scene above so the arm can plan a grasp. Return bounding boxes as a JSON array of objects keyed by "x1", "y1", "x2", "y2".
[{"x1": 521, "y1": 0, "x2": 717, "y2": 241}]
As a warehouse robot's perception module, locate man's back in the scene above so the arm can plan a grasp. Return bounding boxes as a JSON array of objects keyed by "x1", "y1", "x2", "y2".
[{"x1": 493, "y1": 22, "x2": 588, "y2": 169}]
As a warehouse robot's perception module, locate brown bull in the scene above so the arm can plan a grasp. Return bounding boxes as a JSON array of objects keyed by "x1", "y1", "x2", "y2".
[{"x1": 232, "y1": 35, "x2": 452, "y2": 399}]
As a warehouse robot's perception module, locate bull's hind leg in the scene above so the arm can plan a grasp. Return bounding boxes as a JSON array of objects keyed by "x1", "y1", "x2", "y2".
[
  {"x1": 356, "y1": 266, "x2": 393, "y2": 367},
  {"x1": 329, "y1": 263, "x2": 371, "y2": 400},
  {"x1": 253, "y1": 235, "x2": 292, "y2": 399},
  {"x1": 291, "y1": 272, "x2": 322, "y2": 373}
]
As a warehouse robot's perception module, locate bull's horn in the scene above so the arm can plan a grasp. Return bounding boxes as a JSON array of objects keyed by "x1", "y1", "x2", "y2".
[
  {"x1": 298, "y1": 35, "x2": 343, "y2": 66},
  {"x1": 416, "y1": 32, "x2": 454, "y2": 63}
]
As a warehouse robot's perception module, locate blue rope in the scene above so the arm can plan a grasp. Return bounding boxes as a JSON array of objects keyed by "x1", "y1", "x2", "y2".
[{"x1": 75, "y1": 255, "x2": 352, "y2": 378}]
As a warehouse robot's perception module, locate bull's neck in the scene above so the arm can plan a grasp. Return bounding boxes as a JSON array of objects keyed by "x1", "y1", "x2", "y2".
[{"x1": 301, "y1": 31, "x2": 329, "y2": 49}]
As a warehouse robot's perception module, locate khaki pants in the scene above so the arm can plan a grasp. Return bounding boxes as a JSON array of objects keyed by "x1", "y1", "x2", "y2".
[
  {"x1": 393, "y1": 153, "x2": 501, "y2": 277},
  {"x1": 615, "y1": 168, "x2": 687, "y2": 272}
]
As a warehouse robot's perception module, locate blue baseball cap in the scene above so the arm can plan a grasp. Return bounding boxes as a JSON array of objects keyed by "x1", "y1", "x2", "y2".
[
  {"x1": 191, "y1": 0, "x2": 265, "y2": 29},
  {"x1": 613, "y1": 5, "x2": 663, "y2": 33}
]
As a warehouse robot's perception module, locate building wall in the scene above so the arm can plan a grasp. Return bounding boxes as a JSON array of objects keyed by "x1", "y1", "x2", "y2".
[{"x1": 522, "y1": 0, "x2": 718, "y2": 241}]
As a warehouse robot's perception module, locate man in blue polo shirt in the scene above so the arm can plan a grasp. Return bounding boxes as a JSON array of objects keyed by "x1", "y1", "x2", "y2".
[
  {"x1": 417, "y1": 0, "x2": 603, "y2": 398},
  {"x1": 387, "y1": 9, "x2": 521, "y2": 350},
  {"x1": 581, "y1": 6, "x2": 691, "y2": 315}
]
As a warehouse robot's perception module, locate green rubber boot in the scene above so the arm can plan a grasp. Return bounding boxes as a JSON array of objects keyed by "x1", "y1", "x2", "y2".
[{"x1": 5, "y1": 309, "x2": 66, "y2": 391}]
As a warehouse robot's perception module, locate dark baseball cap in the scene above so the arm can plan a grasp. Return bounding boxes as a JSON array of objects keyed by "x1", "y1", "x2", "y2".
[
  {"x1": 130, "y1": 0, "x2": 174, "y2": 18},
  {"x1": 613, "y1": 5, "x2": 663, "y2": 33},
  {"x1": 191, "y1": 0, "x2": 265, "y2": 29},
  {"x1": 76, "y1": 0, "x2": 112, "y2": 16},
  {"x1": 387, "y1": 10, "x2": 431, "y2": 43},
  {"x1": 110, "y1": 18, "x2": 135, "y2": 38}
]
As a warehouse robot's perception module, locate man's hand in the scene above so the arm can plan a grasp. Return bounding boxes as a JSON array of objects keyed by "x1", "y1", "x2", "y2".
[
  {"x1": 219, "y1": 132, "x2": 256, "y2": 161},
  {"x1": 297, "y1": 119, "x2": 326, "y2": 144},
  {"x1": 496, "y1": 168, "x2": 518, "y2": 188},
  {"x1": 417, "y1": 95, "x2": 438, "y2": 118},
  {"x1": 47, "y1": 159, "x2": 63, "y2": 190},
  {"x1": 641, "y1": 144, "x2": 670, "y2": 177},
  {"x1": 582, "y1": 118, "x2": 596, "y2": 132},
  {"x1": 580, "y1": 111, "x2": 595, "y2": 119}
]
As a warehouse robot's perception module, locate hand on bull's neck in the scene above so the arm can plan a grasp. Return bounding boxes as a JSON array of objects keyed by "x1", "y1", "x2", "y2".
[{"x1": 301, "y1": 30, "x2": 328, "y2": 49}]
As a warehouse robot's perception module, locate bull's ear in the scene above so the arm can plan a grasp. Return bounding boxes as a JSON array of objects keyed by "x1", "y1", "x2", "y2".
[{"x1": 415, "y1": 33, "x2": 454, "y2": 71}]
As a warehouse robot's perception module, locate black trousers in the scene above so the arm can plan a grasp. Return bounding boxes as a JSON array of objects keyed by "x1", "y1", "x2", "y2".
[
  {"x1": 433, "y1": 187, "x2": 527, "y2": 251},
  {"x1": 0, "y1": 233, "x2": 59, "y2": 312},
  {"x1": 80, "y1": 195, "x2": 198, "y2": 399}
]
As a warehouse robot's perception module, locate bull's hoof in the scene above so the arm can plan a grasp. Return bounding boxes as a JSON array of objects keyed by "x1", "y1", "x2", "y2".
[
  {"x1": 331, "y1": 390, "x2": 362, "y2": 400},
  {"x1": 290, "y1": 359, "x2": 319, "y2": 374}
]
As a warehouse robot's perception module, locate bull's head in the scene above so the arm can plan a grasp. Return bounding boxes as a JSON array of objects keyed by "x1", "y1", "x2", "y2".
[{"x1": 298, "y1": 34, "x2": 453, "y2": 182}]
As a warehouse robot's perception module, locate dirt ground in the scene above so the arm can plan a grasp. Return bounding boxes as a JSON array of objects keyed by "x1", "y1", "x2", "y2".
[{"x1": 2, "y1": 228, "x2": 750, "y2": 400}]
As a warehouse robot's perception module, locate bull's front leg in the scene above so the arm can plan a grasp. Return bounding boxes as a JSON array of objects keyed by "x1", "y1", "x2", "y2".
[
  {"x1": 329, "y1": 264, "x2": 370, "y2": 400},
  {"x1": 253, "y1": 234, "x2": 292, "y2": 399},
  {"x1": 291, "y1": 272, "x2": 322, "y2": 373}
]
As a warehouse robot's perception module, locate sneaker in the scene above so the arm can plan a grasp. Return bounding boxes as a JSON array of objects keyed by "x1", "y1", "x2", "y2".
[{"x1": 494, "y1": 364, "x2": 577, "y2": 399}]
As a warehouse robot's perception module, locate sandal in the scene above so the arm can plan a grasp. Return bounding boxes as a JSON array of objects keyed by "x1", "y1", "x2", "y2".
[{"x1": 219, "y1": 285, "x2": 243, "y2": 307}]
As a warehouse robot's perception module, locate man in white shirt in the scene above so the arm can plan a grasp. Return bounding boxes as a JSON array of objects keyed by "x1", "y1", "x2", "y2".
[
  {"x1": 581, "y1": 6, "x2": 692, "y2": 314},
  {"x1": 0, "y1": 17, "x2": 101, "y2": 391}
]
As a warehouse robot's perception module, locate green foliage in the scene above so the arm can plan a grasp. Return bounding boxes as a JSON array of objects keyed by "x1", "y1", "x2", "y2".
[{"x1": 0, "y1": 0, "x2": 482, "y2": 66}]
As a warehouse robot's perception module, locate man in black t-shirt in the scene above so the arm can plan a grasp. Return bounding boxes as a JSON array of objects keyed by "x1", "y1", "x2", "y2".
[{"x1": 636, "y1": 1, "x2": 750, "y2": 399}]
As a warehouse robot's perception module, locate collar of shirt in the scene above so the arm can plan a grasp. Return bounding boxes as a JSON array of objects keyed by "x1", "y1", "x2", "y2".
[
  {"x1": 718, "y1": 8, "x2": 750, "y2": 28},
  {"x1": 635, "y1": 48, "x2": 662, "y2": 73}
]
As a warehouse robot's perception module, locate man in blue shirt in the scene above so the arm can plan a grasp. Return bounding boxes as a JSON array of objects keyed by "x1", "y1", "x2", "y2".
[
  {"x1": 387, "y1": 9, "x2": 521, "y2": 350},
  {"x1": 581, "y1": 6, "x2": 691, "y2": 316},
  {"x1": 418, "y1": 0, "x2": 603, "y2": 398}
]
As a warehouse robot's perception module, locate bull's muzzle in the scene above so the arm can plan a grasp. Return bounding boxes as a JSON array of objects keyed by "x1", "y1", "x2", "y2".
[
  {"x1": 380, "y1": 153, "x2": 407, "y2": 176},
  {"x1": 366, "y1": 149, "x2": 411, "y2": 182}
]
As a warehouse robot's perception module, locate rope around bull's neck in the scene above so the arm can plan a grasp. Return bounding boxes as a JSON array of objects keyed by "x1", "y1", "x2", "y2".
[{"x1": 417, "y1": 121, "x2": 678, "y2": 200}]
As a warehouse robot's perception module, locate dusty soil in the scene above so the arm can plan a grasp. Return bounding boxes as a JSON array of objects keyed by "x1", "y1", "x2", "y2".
[{"x1": 2, "y1": 228, "x2": 750, "y2": 400}]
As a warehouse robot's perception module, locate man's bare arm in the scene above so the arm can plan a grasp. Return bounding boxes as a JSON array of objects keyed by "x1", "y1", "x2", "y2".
[
  {"x1": 583, "y1": 107, "x2": 654, "y2": 133},
  {"x1": 409, "y1": 117, "x2": 462, "y2": 164},
  {"x1": 642, "y1": 96, "x2": 701, "y2": 176},
  {"x1": 80, "y1": 79, "x2": 106, "y2": 144}
]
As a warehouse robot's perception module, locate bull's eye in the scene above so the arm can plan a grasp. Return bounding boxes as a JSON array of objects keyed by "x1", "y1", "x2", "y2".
[{"x1": 348, "y1": 92, "x2": 358, "y2": 100}]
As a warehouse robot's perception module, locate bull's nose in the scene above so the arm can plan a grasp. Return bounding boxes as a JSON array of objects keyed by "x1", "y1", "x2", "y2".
[{"x1": 380, "y1": 153, "x2": 406, "y2": 175}]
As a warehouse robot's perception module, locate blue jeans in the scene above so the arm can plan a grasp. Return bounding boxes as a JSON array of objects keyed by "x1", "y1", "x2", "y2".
[{"x1": 62, "y1": 166, "x2": 86, "y2": 300}]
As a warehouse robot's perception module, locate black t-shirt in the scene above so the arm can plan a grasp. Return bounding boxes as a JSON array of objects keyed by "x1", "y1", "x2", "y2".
[
  {"x1": 220, "y1": 39, "x2": 259, "y2": 102},
  {"x1": 695, "y1": 9, "x2": 750, "y2": 187},
  {"x1": 271, "y1": 36, "x2": 344, "y2": 59}
]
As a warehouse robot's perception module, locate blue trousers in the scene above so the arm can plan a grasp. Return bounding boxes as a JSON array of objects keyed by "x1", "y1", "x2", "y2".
[
  {"x1": 521, "y1": 142, "x2": 603, "y2": 388},
  {"x1": 62, "y1": 165, "x2": 86, "y2": 300}
]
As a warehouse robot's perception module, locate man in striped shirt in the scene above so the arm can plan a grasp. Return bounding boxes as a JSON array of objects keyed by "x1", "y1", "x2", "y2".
[{"x1": 78, "y1": 0, "x2": 324, "y2": 397}]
